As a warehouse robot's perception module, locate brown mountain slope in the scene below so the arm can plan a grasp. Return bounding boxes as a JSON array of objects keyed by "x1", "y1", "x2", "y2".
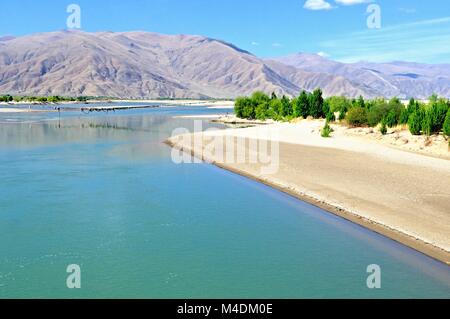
[{"x1": 0, "y1": 31, "x2": 372, "y2": 98}]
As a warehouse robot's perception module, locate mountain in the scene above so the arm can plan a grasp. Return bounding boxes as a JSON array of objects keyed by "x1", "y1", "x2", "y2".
[
  {"x1": 273, "y1": 53, "x2": 450, "y2": 99},
  {"x1": 0, "y1": 31, "x2": 378, "y2": 99},
  {"x1": 0, "y1": 31, "x2": 448, "y2": 99}
]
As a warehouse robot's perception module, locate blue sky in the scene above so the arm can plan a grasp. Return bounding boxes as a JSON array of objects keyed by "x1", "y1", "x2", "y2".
[{"x1": 1, "y1": 0, "x2": 449, "y2": 63}]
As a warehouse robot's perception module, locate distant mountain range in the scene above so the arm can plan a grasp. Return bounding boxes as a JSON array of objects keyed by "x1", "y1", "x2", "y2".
[{"x1": 0, "y1": 31, "x2": 448, "y2": 99}]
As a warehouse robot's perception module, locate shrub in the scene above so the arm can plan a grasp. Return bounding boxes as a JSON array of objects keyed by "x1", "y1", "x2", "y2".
[
  {"x1": 423, "y1": 100, "x2": 448, "y2": 135},
  {"x1": 444, "y1": 108, "x2": 450, "y2": 137},
  {"x1": 399, "y1": 98, "x2": 417, "y2": 124},
  {"x1": 385, "y1": 109, "x2": 399, "y2": 128},
  {"x1": 326, "y1": 111, "x2": 336, "y2": 123},
  {"x1": 255, "y1": 102, "x2": 269, "y2": 120},
  {"x1": 327, "y1": 96, "x2": 350, "y2": 114},
  {"x1": 235, "y1": 96, "x2": 254, "y2": 119},
  {"x1": 269, "y1": 98, "x2": 283, "y2": 119},
  {"x1": 321, "y1": 121, "x2": 332, "y2": 138},
  {"x1": 399, "y1": 107, "x2": 410, "y2": 124},
  {"x1": 251, "y1": 91, "x2": 270, "y2": 105},
  {"x1": 346, "y1": 107, "x2": 368, "y2": 126},
  {"x1": 380, "y1": 120, "x2": 387, "y2": 135},
  {"x1": 409, "y1": 107, "x2": 425, "y2": 135},
  {"x1": 367, "y1": 102, "x2": 390, "y2": 127}
]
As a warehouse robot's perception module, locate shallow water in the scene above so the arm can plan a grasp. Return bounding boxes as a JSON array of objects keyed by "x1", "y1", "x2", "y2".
[{"x1": 0, "y1": 105, "x2": 449, "y2": 298}]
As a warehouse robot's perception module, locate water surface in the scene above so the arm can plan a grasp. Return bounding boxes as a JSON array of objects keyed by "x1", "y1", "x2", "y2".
[{"x1": 0, "y1": 105, "x2": 449, "y2": 298}]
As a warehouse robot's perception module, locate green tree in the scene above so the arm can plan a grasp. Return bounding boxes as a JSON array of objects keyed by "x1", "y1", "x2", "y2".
[
  {"x1": 399, "y1": 98, "x2": 416, "y2": 124},
  {"x1": 346, "y1": 107, "x2": 368, "y2": 127},
  {"x1": 293, "y1": 90, "x2": 310, "y2": 118},
  {"x1": 268, "y1": 98, "x2": 283, "y2": 119},
  {"x1": 322, "y1": 99, "x2": 330, "y2": 118},
  {"x1": 380, "y1": 119, "x2": 388, "y2": 135},
  {"x1": 429, "y1": 93, "x2": 439, "y2": 104},
  {"x1": 385, "y1": 109, "x2": 399, "y2": 128},
  {"x1": 409, "y1": 107, "x2": 426, "y2": 135},
  {"x1": 251, "y1": 91, "x2": 270, "y2": 106},
  {"x1": 234, "y1": 96, "x2": 256, "y2": 119},
  {"x1": 326, "y1": 111, "x2": 336, "y2": 122},
  {"x1": 255, "y1": 101, "x2": 270, "y2": 120},
  {"x1": 367, "y1": 101, "x2": 390, "y2": 127},
  {"x1": 327, "y1": 96, "x2": 348, "y2": 113},
  {"x1": 443, "y1": 108, "x2": 450, "y2": 137},
  {"x1": 423, "y1": 99, "x2": 448, "y2": 135},
  {"x1": 280, "y1": 95, "x2": 292, "y2": 117},
  {"x1": 357, "y1": 95, "x2": 366, "y2": 109},
  {"x1": 309, "y1": 88, "x2": 324, "y2": 118}
]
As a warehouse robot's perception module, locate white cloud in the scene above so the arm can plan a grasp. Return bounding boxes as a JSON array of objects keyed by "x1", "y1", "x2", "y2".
[
  {"x1": 272, "y1": 43, "x2": 283, "y2": 47},
  {"x1": 334, "y1": 0, "x2": 371, "y2": 5},
  {"x1": 304, "y1": 0, "x2": 332, "y2": 11},
  {"x1": 317, "y1": 51, "x2": 330, "y2": 57},
  {"x1": 251, "y1": 41, "x2": 260, "y2": 46},
  {"x1": 319, "y1": 16, "x2": 450, "y2": 63}
]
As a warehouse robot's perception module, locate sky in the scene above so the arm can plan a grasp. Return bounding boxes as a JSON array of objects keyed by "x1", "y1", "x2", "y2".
[{"x1": 0, "y1": 0, "x2": 449, "y2": 63}]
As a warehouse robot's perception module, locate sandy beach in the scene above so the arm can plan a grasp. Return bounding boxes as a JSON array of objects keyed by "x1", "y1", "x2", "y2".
[{"x1": 167, "y1": 119, "x2": 450, "y2": 264}]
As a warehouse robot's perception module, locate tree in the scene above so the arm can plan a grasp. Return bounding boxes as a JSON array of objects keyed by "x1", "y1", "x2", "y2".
[
  {"x1": 384, "y1": 97, "x2": 403, "y2": 127},
  {"x1": 327, "y1": 96, "x2": 349, "y2": 120},
  {"x1": 367, "y1": 101, "x2": 390, "y2": 127},
  {"x1": 234, "y1": 96, "x2": 252, "y2": 119},
  {"x1": 293, "y1": 90, "x2": 310, "y2": 118},
  {"x1": 423, "y1": 99, "x2": 448, "y2": 135},
  {"x1": 309, "y1": 88, "x2": 324, "y2": 118},
  {"x1": 280, "y1": 95, "x2": 292, "y2": 117},
  {"x1": 443, "y1": 108, "x2": 450, "y2": 137},
  {"x1": 255, "y1": 102, "x2": 270, "y2": 120},
  {"x1": 268, "y1": 98, "x2": 282, "y2": 119},
  {"x1": 322, "y1": 99, "x2": 330, "y2": 118},
  {"x1": 234, "y1": 96, "x2": 245, "y2": 118},
  {"x1": 385, "y1": 109, "x2": 399, "y2": 128},
  {"x1": 251, "y1": 91, "x2": 270, "y2": 106},
  {"x1": 346, "y1": 107, "x2": 368, "y2": 127},
  {"x1": 399, "y1": 98, "x2": 415, "y2": 124},
  {"x1": 429, "y1": 93, "x2": 439, "y2": 104},
  {"x1": 380, "y1": 119, "x2": 388, "y2": 135},
  {"x1": 326, "y1": 111, "x2": 336, "y2": 122},
  {"x1": 409, "y1": 107, "x2": 425, "y2": 135},
  {"x1": 357, "y1": 95, "x2": 366, "y2": 109}
]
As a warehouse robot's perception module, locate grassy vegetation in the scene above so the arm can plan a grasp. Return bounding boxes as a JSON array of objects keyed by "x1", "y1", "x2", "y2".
[
  {"x1": 235, "y1": 90, "x2": 450, "y2": 138},
  {"x1": 321, "y1": 121, "x2": 332, "y2": 138}
]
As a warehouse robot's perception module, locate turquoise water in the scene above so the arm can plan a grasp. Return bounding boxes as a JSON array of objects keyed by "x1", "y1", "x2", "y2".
[{"x1": 0, "y1": 106, "x2": 449, "y2": 298}]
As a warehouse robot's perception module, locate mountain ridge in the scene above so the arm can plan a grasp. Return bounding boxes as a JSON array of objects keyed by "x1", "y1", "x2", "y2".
[{"x1": 0, "y1": 31, "x2": 448, "y2": 99}]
